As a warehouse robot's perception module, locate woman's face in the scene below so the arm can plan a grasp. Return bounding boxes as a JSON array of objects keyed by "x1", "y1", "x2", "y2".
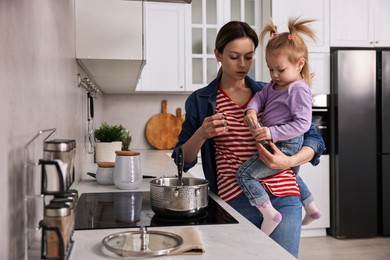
[{"x1": 215, "y1": 37, "x2": 255, "y2": 81}]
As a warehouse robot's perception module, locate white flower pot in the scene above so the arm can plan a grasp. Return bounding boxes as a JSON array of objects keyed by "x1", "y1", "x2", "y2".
[{"x1": 95, "y1": 141, "x2": 122, "y2": 163}]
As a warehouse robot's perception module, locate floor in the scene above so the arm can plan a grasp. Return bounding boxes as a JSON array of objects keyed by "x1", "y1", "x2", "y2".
[{"x1": 299, "y1": 236, "x2": 390, "y2": 260}]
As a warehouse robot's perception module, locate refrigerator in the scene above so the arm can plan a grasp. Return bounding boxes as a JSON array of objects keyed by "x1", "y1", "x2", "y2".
[{"x1": 329, "y1": 49, "x2": 390, "y2": 238}]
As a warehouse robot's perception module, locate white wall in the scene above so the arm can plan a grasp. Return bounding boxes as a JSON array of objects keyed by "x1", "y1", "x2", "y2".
[
  {"x1": 0, "y1": 0, "x2": 99, "y2": 258},
  {"x1": 0, "y1": 1, "x2": 189, "y2": 258}
]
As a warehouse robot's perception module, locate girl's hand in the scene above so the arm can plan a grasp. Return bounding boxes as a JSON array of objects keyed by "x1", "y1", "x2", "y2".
[
  {"x1": 197, "y1": 113, "x2": 228, "y2": 139},
  {"x1": 244, "y1": 110, "x2": 258, "y2": 128},
  {"x1": 257, "y1": 142, "x2": 292, "y2": 170},
  {"x1": 252, "y1": 126, "x2": 272, "y2": 142}
]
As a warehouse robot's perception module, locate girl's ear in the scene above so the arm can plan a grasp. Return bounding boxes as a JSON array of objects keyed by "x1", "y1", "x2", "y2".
[{"x1": 298, "y1": 57, "x2": 306, "y2": 71}]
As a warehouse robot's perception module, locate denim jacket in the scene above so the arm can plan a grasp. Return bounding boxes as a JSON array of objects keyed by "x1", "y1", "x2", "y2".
[{"x1": 172, "y1": 75, "x2": 326, "y2": 194}]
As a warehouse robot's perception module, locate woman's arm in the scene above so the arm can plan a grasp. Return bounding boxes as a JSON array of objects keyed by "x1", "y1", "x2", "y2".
[
  {"x1": 257, "y1": 122, "x2": 326, "y2": 169},
  {"x1": 257, "y1": 142, "x2": 315, "y2": 169}
]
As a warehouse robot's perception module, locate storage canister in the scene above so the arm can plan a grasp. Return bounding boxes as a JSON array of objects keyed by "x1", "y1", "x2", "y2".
[
  {"x1": 114, "y1": 151, "x2": 141, "y2": 190},
  {"x1": 43, "y1": 202, "x2": 71, "y2": 258},
  {"x1": 43, "y1": 139, "x2": 76, "y2": 189}
]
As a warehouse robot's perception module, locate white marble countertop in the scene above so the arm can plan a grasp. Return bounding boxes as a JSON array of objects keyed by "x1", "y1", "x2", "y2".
[{"x1": 70, "y1": 150, "x2": 295, "y2": 260}]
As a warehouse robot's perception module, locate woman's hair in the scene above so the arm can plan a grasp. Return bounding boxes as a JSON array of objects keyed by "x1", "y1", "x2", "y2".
[
  {"x1": 215, "y1": 21, "x2": 259, "y2": 77},
  {"x1": 259, "y1": 17, "x2": 316, "y2": 86}
]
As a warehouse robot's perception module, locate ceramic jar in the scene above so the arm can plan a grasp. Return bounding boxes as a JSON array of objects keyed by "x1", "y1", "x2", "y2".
[
  {"x1": 96, "y1": 162, "x2": 115, "y2": 185},
  {"x1": 113, "y1": 151, "x2": 141, "y2": 190}
]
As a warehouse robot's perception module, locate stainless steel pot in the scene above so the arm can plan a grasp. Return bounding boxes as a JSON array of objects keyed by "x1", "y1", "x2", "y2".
[
  {"x1": 149, "y1": 147, "x2": 209, "y2": 218},
  {"x1": 150, "y1": 177, "x2": 209, "y2": 218}
]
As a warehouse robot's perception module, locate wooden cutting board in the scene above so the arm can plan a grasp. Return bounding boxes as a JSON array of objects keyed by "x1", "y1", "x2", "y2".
[
  {"x1": 145, "y1": 100, "x2": 182, "y2": 150},
  {"x1": 176, "y1": 107, "x2": 185, "y2": 123}
]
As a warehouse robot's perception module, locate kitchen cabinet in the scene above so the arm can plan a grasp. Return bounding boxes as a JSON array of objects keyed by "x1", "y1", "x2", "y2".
[
  {"x1": 271, "y1": 0, "x2": 330, "y2": 52},
  {"x1": 136, "y1": 3, "x2": 188, "y2": 92},
  {"x1": 186, "y1": 0, "x2": 263, "y2": 92},
  {"x1": 330, "y1": 0, "x2": 390, "y2": 47},
  {"x1": 138, "y1": 0, "x2": 263, "y2": 92},
  {"x1": 299, "y1": 155, "x2": 330, "y2": 237},
  {"x1": 264, "y1": 0, "x2": 330, "y2": 94},
  {"x1": 75, "y1": 0, "x2": 145, "y2": 94},
  {"x1": 310, "y1": 53, "x2": 330, "y2": 95}
]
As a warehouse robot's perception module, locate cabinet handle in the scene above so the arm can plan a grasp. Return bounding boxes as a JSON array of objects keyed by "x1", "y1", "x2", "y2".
[
  {"x1": 375, "y1": 41, "x2": 379, "y2": 44},
  {"x1": 370, "y1": 41, "x2": 373, "y2": 44}
]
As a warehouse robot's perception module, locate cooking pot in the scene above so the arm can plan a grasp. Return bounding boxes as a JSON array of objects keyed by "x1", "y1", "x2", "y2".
[{"x1": 149, "y1": 147, "x2": 209, "y2": 218}]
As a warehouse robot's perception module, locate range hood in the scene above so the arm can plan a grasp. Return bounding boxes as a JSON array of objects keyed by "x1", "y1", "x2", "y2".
[
  {"x1": 76, "y1": 0, "x2": 191, "y2": 94},
  {"x1": 76, "y1": 0, "x2": 146, "y2": 94}
]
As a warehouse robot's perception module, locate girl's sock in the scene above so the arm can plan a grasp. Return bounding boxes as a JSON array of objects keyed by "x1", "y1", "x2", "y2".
[
  {"x1": 256, "y1": 200, "x2": 282, "y2": 236},
  {"x1": 302, "y1": 201, "x2": 321, "y2": 225}
]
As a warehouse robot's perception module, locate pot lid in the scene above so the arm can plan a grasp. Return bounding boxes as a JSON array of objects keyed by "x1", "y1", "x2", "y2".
[{"x1": 102, "y1": 227, "x2": 183, "y2": 257}]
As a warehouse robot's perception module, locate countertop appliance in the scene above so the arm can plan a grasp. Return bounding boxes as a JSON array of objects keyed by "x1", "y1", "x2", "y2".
[
  {"x1": 329, "y1": 49, "x2": 390, "y2": 238},
  {"x1": 75, "y1": 191, "x2": 238, "y2": 230}
]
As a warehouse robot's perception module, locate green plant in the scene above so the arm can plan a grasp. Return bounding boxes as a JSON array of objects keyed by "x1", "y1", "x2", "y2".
[{"x1": 94, "y1": 122, "x2": 131, "y2": 150}]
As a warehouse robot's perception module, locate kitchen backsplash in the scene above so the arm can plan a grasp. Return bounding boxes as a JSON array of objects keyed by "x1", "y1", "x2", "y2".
[{"x1": 102, "y1": 94, "x2": 189, "y2": 150}]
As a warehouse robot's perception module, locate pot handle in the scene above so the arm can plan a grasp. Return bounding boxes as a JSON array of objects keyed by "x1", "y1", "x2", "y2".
[{"x1": 176, "y1": 146, "x2": 184, "y2": 185}]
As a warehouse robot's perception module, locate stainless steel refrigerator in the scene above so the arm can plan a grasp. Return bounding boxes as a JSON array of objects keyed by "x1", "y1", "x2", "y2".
[{"x1": 329, "y1": 49, "x2": 390, "y2": 238}]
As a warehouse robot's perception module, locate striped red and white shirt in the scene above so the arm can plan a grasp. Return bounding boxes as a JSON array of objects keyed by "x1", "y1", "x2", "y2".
[{"x1": 214, "y1": 88, "x2": 300, "y2": 202}]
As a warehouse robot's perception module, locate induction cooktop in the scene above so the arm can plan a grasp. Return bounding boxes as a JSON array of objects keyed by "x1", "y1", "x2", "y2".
[{"x1": 75, "y1": 191, "x2": 238, "y2": 230}]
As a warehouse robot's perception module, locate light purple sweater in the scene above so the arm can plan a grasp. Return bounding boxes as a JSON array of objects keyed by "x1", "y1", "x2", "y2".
[{"x1": 246, "y1": 79, "x2": 312, "y2": 142}]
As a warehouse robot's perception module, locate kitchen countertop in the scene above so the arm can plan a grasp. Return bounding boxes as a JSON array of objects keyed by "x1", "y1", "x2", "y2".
[{"x1": 70, "y1": 150, "x2": 295, "y2": 260}]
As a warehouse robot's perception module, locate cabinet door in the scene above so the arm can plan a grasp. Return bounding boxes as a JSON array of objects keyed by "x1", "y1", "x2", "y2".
[
  {"x1": 299, "y1": 155, "x2": 330, "y2": 230},
  {"x1": 138, "y1": 3, "x2": 186, "y2": 92},
  {"x1": 271, "y1": 0, "x2": 329, "y2": 52},
  {"x1": 330, "y1": 0, "x2": 374, "y2": 47},
  {"x1": 310, "y1": 53, "x2": 330, "y2": 95},
  {"x1": 374, "y1": 0, "x2": 390, "y2": 47},
  {"x1": 76, "y1": 0, "x2": 143, "y2": 59},
  {"x1": 186, "y1": 0, "x2": 263, "y2": 92}
]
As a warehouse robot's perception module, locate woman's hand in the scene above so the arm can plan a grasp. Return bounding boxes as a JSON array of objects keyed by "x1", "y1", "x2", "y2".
[
  {"x1": 197, "y1": 113, "x2": 229, "y2": 139},
  {"x1": 257, "y1": 142, "x2": 315, "y2": 170},
  {"x1": 257, "y1": 142, "x2": 292, "y2": 170}
]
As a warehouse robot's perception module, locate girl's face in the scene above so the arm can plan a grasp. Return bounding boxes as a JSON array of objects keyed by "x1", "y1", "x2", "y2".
[
  {"x1": 215, "y1": 37, "x2": 255, "y2": 81},
  {"x1": 265, "y1": 51, "x2": 304, "y2": 87}
]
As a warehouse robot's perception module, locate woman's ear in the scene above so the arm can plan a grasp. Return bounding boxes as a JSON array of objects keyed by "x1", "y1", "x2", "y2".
[{"x1": 214, "y1": 48, "x2": 221, "y2": 62}]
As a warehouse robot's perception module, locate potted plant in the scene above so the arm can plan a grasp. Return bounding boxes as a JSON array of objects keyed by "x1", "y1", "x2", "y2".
[{"x1": 94, "y1": 122, "x2": 131, "y2": 162}]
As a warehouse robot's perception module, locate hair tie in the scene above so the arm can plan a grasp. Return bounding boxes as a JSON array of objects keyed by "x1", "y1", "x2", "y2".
[
  {"x1": 270, "y1": 32, "x2": 279, "y2": 40},
  {"x1": 288, "y1": 33, "x2": 293, "y2": 40}
]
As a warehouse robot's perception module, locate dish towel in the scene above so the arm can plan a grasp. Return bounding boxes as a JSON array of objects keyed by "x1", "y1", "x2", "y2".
[{"x1": 168, "y1": 227, "x2": 205, "y2": 255}]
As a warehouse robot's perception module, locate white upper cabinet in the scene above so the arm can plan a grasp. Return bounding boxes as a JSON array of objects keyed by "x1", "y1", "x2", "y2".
[
  {"x1": 186, "y1": 0, "x2": 263, "y2": 92},
  {"x1": 330, "y1": 0, "x2": 390, "y2": 47},
  {"x1": 309, "y1": 53, "x2": 330, "y2": 95},
  {"x1": 137, "y1": 3, "x2": 188, "y2": 92},
  {"x1": 271, "y1": 0, "x2": 330, "y2": 52},
  {"x1": 76, "y1": 0, "x2": 145, "y2": 94},
  {"x1": 269, "y1": 0, "x2": 330, "y2": 94}
]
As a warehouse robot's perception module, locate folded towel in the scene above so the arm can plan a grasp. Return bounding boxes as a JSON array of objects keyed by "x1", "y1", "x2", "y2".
[{"x1": 168, "y1": 227, "x2": 205, "y2": 255}]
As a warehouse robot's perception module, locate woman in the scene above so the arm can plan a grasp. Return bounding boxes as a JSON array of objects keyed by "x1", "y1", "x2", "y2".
[{"x1": 172, "y1": 21, "x2": 325, "y2": 258}]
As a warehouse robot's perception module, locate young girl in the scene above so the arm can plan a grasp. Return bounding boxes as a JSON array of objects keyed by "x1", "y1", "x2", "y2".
[{"x1": 236, "y1": 17, "x2": 321, "y2": 236}]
